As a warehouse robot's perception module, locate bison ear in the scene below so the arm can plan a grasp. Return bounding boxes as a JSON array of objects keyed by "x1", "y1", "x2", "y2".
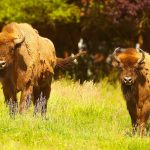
[
  {"x1": 13, "y1": 30, "x2": 25, "y2": 47},
  {"x1": 105, "y1": 54, "x2": 119, "y2": 67},
  {"x1": 14, "y1": 35, "x2": 25, "y2": 46},
  {"x1": 112, "y1": 59, "x2": 120, "y2": 67}
]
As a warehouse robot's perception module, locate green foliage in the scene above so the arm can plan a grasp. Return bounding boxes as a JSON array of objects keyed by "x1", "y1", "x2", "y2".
[
  {"x1": 48, "y1": 0, "x2": 80, "y2": 23},
  {"x1": 0, "y1": 0, "x2": 80, "y2": 24},
  {"x1": 0, "y1": 79, "x2": 149, "y2": 149}
]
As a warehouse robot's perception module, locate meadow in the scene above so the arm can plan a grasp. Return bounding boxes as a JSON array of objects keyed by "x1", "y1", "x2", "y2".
[{"x1": 0, "y1": 79, "x2": 150, "y2": 150}]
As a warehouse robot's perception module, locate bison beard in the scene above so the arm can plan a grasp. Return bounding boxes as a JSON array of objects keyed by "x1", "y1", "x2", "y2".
[
  {"x1": 121, "y1": 84, "x2": 138, "y2": 131},
  {"x1": 0, "y1": 22, "x2": 85, "y2": 118}
]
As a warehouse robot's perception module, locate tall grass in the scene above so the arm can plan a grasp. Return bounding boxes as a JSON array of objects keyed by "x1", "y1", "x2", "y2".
[{"x1": 0, "y1": 79, "x2": 149, "y2": 150}]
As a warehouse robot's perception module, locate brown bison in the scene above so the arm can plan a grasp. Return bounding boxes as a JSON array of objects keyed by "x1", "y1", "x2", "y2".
[
  {"x1": 112, "y1": 47, "x2": 150, "y2": 136},
  {"x1": 0, "y1": 22, "x2": 85, "y2": 117}
]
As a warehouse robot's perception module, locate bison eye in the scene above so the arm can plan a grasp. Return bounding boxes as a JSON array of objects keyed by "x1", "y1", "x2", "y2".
[
  {"x1": 11, "y1": 47, "x2": 15, "y2": 51},
  {"x1": 136, "y1": 66, "x2": 143, "y2": 71},
  {"x1": 118, "y1": 67, "x2": 123, "y2": 71}
]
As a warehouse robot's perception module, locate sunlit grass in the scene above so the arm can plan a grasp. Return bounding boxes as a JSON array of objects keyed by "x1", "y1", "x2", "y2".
[{"x1": 0, "y1": 79, "x2": 149, "y2": 150}]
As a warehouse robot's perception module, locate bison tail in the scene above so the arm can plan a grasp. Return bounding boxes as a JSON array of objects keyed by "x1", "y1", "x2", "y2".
[{"x1": 56, "y1": 51, "x2": 86, "y2": 70}]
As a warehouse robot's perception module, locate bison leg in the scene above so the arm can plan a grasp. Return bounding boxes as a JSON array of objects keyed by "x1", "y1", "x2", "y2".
[
  {"x1": 139, "y1": 101, "x2": 150, "y2": 137},
  {"x1": 127, "y1": 101, "x2": 138, "y2": 134},
  {"x1": 19, "y1": 86, "x2": 33, "y2": 114},
  {"x1": 40, "y1": 85, "x2": 51, "y2": 117},
  {"x1": 33, "y1": 85, "x2": 51, "y2": 117},
  {"x1": 2, "y1": 82, "x2": 18, "y2": 117},
  {"x1": 33, "y1": 87, "x2": 40, "y2": 115}
]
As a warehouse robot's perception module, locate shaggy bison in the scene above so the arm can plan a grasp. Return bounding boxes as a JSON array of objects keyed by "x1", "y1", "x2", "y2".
[
  {"x1": 112, "y1": 47, "x2": 150, "y2": 136},
  {"x1": 0, "y1": 22, "x2": 85, "y2": 117}
]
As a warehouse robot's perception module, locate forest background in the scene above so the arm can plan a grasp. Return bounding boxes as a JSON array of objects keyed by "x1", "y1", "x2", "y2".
[{"x1": 0, "y1": 0, "x2": 150, "y2": 82}]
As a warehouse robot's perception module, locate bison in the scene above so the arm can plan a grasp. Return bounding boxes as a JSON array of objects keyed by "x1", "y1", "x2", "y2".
[
  {"x1": 0, "y1": 22, "x2": 85, "y2": 117},
  {"x1": 112, "y1": 47, "x2": 150, "y2": 136}
]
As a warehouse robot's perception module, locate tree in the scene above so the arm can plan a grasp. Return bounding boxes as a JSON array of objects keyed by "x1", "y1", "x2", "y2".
[
  {"x1": 0, "y1": 0, "x2": 80, "y2": 24},
  {"x1": 105, "y1": 0, "x2": 150, "y2": 48}
]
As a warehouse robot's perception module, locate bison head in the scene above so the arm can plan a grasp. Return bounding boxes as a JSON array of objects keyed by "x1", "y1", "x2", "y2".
[
  {"x1": 112, "y1": 47, "x2": 145, "y2": 86},
  {"x1": 0, "y1": 31, "x2": 25, "y2": 70}
]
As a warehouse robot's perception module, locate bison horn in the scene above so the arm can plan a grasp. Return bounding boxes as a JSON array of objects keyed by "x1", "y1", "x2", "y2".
[
  {"x1": 113, "y1": 47, "x2": 121, "y2": 63},
  {"x1": 136, "y1": 48, "x2": 145, "y2": 64},
  {"x1": 14, "y1": 31, "x2": 25, "y2": 45}
]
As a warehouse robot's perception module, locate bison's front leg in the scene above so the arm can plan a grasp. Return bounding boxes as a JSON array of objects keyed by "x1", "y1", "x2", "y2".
[
  {"x1": 138, "y1": 101, "x2": 150, "y2": 137},
  {"x1": 19, "y1": 86, "x2": 33, "y2": 114},
  {"x1": 2, "y1": 82, "x2": 18, "y2": 117},
  {"x1": 127, "y1": 101, "x2": 138, "y2": 134}
]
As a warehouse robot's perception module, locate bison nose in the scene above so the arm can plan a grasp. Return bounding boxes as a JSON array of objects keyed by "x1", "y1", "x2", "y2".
[
  {"x1": 0, "y1": 60, "x2": 6, "y2": 69},
  {"x1": 123, "y1": 76, "x2": 132, "y2": 85}
]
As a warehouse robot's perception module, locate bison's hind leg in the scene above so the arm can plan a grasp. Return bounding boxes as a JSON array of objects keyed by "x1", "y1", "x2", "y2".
[
  {"x1": 33, "y1": 84, "x2": 51, "y2": 117},
  {"x1": 19, "y1": 86, "x2": 33, "y2": 114},
  {"x1": 41, "y1": 85, "x2": 51, "y2": 117}
]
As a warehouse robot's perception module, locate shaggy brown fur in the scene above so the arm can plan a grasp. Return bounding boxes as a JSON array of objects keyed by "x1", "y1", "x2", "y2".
[
  {"x1": 113, "y1": 48, "x2": 150, "y2": 136},
  {"x1": 0, "y1": 22, "x2": 84, "y2": 117}
]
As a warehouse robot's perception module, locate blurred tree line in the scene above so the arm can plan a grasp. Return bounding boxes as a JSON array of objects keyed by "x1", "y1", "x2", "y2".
[{"x1": 0, "y1": 0, "x2": 150, "y2": 82}]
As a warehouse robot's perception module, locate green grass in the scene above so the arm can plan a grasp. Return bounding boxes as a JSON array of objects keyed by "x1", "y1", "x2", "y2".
[{"x1": 0, "y1": 79, "x2": 150, "y2": 150}]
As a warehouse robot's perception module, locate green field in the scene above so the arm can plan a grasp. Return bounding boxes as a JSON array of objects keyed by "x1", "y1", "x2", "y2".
[{"x1": 0, "y1": 79, "x2": 150, "y2": 150}]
